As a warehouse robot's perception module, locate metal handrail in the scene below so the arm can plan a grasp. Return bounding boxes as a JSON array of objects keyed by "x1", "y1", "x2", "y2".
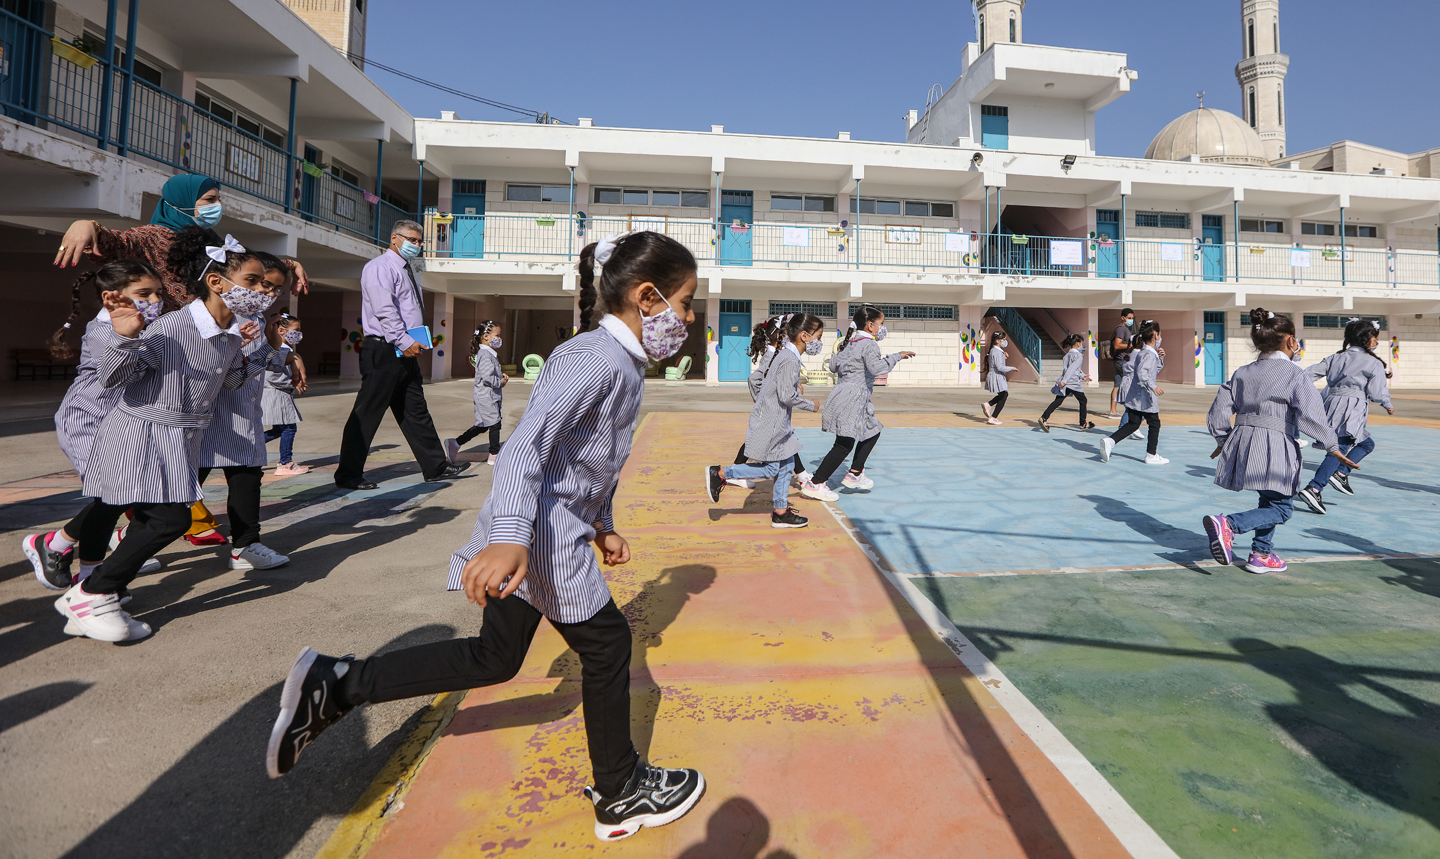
[{"x1": 989, "y1": 307, "x2": 1042, "y2": 376}]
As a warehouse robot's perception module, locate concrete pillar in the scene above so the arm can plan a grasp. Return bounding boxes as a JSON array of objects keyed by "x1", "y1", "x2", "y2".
[
  {"x1": 438, "y1": 177, "x2": 454, "y2": 213},
  {"x1": 1085, "y1": 208, "x2": 1098, "y2": 278},
  {"x1": 1084, "y1": 306, "x2": 1100, "y2": 386},
  {"x1": 1289, "y1": 216, "x2": 1305, "y2": 285},
  {"x1": 341, "y1": 290, "x2": 363, "y2": 378},
  {"x1": 1385, "y1": 223, "x2": 1398, "y2": 287},
  {"x1": 705, "y1": 290, "x2": 720, "y2": 385},
  {"x1": 1181, "y1": 309, "x2": 1205, "y2": 386},
  {"x1": 1191, "y1": 211, "x2": 1205, "y2": 281},
  {"x1": 430, "y1": 292, "x2": 454, "y2": 380},
  {"x1": 1292, "y1": 310, "x2": 1307, "y2": 364},
  {"x1": 957, "y1": 305, "x2": 986, "y2": 386}
]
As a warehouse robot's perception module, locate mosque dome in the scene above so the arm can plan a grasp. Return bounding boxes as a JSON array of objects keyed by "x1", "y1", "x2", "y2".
[{"x1": 1145, "y1": 108, "x2": 1271, "y2": 166}]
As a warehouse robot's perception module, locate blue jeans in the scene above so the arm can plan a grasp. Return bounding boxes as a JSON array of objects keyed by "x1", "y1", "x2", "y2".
[
  {"x1": 1226, "y1": 490, "x2": 1294, "y2": 556},
  {"x1": 724, "y1": 459, "x2": 795, "y2": 511},
  {"x1": 265, "y1": 424, "x2": 298, "y2": 464},
  {"x1": 1307, "y1": 435, "x2": 1375, "y2": 491}
]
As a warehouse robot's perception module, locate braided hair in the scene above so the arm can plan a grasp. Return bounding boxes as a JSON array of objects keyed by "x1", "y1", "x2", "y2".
[
  {"x1": 470, "y1": 319, "x2": 498, "y2": 360},
  {"x1": 576, "y1": 231, "x2": 696, "y2": 331},
  {"x1": 1339, "y1": 317, "x2": 1390, "y2": 377},
  {"x1": 839, "y1": 304, "x2": 883, "y2": 351},
  {"x1": 48, "y1": 260, "x2": 161, "y2": 359}
]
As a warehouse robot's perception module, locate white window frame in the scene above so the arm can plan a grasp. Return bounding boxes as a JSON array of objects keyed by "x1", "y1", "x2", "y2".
[{"x1": 507, "y1": 184, "x2": 573, "y2": 204}]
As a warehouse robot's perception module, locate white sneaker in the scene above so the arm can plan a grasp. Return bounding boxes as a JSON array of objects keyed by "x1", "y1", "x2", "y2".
[
  {"x1": 1144, "y1": 453, "x2": 1169, "y2": 465},
  {"x1": 139, "y1": 558, "x2": 161, "y2": 574},
  {"x1": 724, "y1": 477, "x2": 754, "y2": 489},
  {"x1": 230, "y1": 543, "x2": 289, "y2": 571},
  {"x1": 986, "y1": 417, "x2": 1002, "y2": 426},
  {"x1": 842, "y1": 471, "x2": 875, "y2": 490},
  {"x1": 444, "y1": 438, "x2": 460, "y2": 462},
  {"x1": 793, "y1": 470, "x2": 813, "y2": 487},
  {"x1": 799, "y1": 480, "x2": 839, "y2": 502},
  {"x1": 56, "y1": 583, "x2": 147, "y2": 642},
  {"x1": 982, "y1": 402, "x2": 993, "y2": 419},
  {"x1": 1295, "y1": 438, "x2": 1311, "y2": 449},
  {"x1": 109, "y1": 527, "x2": 125, "y2": 551},
  {"x1": 1101, "y1": 437, "x2": 1114, "y2": 462}
]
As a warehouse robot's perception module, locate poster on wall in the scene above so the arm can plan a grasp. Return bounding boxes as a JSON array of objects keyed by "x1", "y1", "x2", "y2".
[
  {"x1": 629, "y1": 215, "x2": 668, "y2": 234},
  {"x1": 1050, "y1": 239, "x2": 1084, "y2": 266},
  {"x1": 782, "y1": 226, "x2": 810, "y2": 247},
  {"x1": 225, "y1": 142, "x2": 262, "y2": 183},
  {"x1": 1290, "y1": 248, "x2": 1312, "y2": 268},
  {"x1": 334, "y1": 193, "x2": 356, "y2": 221},
  {"x1": 945, "y1": 232, "x2": 970, "y2": 253},
  {"x1": 885, "y1": 226, "x2": 922, "y2": 244},
  {"x1": 1160, "y1": 243, "x2": 1186, "y2": 262}
]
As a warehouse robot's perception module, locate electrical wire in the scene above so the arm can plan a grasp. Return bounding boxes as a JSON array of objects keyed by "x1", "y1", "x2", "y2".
[{"x1": 345, "y1": 51, "x2": 569, "y2": 124}]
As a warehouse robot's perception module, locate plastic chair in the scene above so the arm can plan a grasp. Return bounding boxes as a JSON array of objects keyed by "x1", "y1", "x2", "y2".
[
  {"x1": 664, "y1": 355, "x2": 693, "y2": 380},
  {"x1": 521, "y1": 354, "x2": 544, "y2": 380}
]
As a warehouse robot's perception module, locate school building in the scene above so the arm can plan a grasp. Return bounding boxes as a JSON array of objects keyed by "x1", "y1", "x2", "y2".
[{"x1": 3, "y1": 0, "x2": 1438, "y2": 391}]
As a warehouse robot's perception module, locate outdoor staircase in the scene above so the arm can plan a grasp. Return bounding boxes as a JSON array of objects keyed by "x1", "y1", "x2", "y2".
[{"x1": 1018, "y1": 310, "x2": 1066, "y2": 378}]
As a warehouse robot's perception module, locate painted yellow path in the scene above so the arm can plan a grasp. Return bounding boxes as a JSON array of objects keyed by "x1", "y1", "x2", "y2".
[{"x1": 352, "y1": 413, "x2": 1132, "y2": 858}]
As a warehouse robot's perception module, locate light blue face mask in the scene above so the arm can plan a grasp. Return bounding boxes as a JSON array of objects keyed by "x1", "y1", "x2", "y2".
[
  {"x1": 398, "y1": 239, "x2": 422, "y2": 260},
  {"x1": 191, "y1": 202, "x2": 223, "y2": 229}
]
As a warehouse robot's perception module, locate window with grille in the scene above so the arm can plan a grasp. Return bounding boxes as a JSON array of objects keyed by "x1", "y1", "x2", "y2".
[
  {"x1": 1302, "y1": 315, "x2": 1387, "y2": 331},
  {"x1": 771, "y1": 194, "x2": 835, "y2": 213},
  {"x1": 1135, "y1": 212, "x2": 1190, "y2": 230},
  {"x1": 1240, "y1": 219, "x2": 1285, "y2": 233},
  {"x1": 593, "y1": 187, "x2": 708, "y2": 208},
  {"x1": 1204, "y1": 312, "x2": 1226, "y2": 325},
  {"x1": 454, "y1": 180, "x2": 486, "y2": 195},
  {"x1": 1302, "y1": 223, "x2": 1377, "y2": 238},
  {"x1": 507, "y1": 184, "x2": 572, "y2": 203},
  {"x1": 851, "y1": 198, "x2": 954, "y2": 218},
  {"x1": 768, "y1": 302, "x2": 838, "y2": 319},
  {"x1": 864, "y1": 303, "x2": 957, "y2": 321},
  {"x1": 719, "y1": 300, "x2": 752, "y2": 313}
]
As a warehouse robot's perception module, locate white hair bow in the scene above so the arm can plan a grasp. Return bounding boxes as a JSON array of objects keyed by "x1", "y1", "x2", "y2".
[
  {"x1": 594, "y1": 231, "x2": 632, "y2": 266},
  {"x1": 200, "y1": 234, "x2": 246, "y2": 277},
  {"x1": 1372, "y1": 320, "x2": 1381, "y2": 330}
]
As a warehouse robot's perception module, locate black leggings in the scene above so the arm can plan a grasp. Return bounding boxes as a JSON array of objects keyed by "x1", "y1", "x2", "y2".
[
  {"x1": 988, "y1": 390, "x2": 1009, "y2": 417},
  {"x1": 456, "y1": 421, "x2": 502, "y2": 454},
  {"x1": 197, "y1": 466, "x2": 263, "y2": 549},
  {"x1": 1041, "y1": 390, "x2": 1089, "y2": 425},
  {"x1": 81, "y1": 502, "x2": 190, "y2": 594},
  {"x1": 72, "y1": 499, "x2": 126, "y2": 564},
  {"x1": 811, "y1": 434, "x2": 880, "y2": 483},
  {"x1": 1111, "y1": 409, "x2": 1160, "y2": 455},
  {"x1": 340, "y1": 596, "x2": 639, "y2": 797},
  {"x1": 735, "y1": 443, "x2": 804, "y2": 474}
]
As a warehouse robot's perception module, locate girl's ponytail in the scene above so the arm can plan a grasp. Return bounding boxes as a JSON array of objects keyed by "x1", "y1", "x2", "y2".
[
  {"x1": 577, "y1": 243, "x2": 598, "y2": 331},
  {"x1": 471, "y1": 320, "x2": 496, "y2": 358},
  {"x1": 747, "y1": 319, "x2": 771, "y2": 361},
  {"x1": 48, "y1": 260, "x2": 160, "y2": 359},
  {"x1": 48, "y1": 270, "x2": 97, "y2": 360},
  {"x1": 1340, "y1": 317, "x2": 1389, "y2": 376},
  {"x1": 840, "y1": 304, "x2": 882, "y2": 351}
]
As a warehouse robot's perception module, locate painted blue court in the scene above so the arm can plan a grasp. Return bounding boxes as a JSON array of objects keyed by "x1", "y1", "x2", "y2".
[{"x1": 797, "y1": 425, "x2": 1440, "y2": 575}]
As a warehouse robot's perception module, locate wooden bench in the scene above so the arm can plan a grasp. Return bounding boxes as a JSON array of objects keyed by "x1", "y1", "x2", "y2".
[
  {"x1": 12, "y1": 349, "x2": 79, "y2": 381},
  {"x1": 317, "y1": 352, "x2": 341, "y2": 375}
]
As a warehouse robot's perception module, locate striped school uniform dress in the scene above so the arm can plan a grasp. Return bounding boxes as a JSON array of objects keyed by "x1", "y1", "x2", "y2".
[
  {"x1": 261, "y1": 361, "x2": 303, "y2": 425},
  {"x1": 82, "y1": 301, "x2": 274, "y2": 505},
  {"x1": 747, "y1": 346, "x2": 776, "y2": 401},
  {"x1": 1208, "y1": 353, "x2": 1339, "y2": 495},
  {"x1": 822, "y1": 336, "x2": 901, "y2": 441},
  {"x1": 744, "y1": 343, "x2": 816, "y2": 462},
  {"x1": 445, "y1": 315, "x2": 645, "y2": 624},
  {"x1": 1053, "y1": 348, "x2": 1084, "y2": 395},
  {"x1": 200, "y1": 313, "x2": 289, "y2": 468},
  {"x1": 55, "y1": 310, "x2": 122, "y2": 478},
  {"x1": 984, "y1": 345, "x2": 1011, "y2": 394},
  {"x1": 1307, "y1": 348, "x2": 1392, "y2": 444},
  {"x1": 471, "y1": 344, "x2": 503, "y2": 427},
  {"x1": 1122, "y1": 345, "x2": 1163, "y2": 413}
]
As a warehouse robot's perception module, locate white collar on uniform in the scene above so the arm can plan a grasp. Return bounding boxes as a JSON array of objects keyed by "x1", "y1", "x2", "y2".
[
  {"x1": 784, "y1": 340, "x2": 801, "y2": 358},
  {"x1": 188, "y1": 298, "x2": 243, "y2": 339},
  {"x1": 598, "y1": 314, "x2": 646, "y2": 361},
  {"x1": 851, "y1": 330, "x2": 875, "y2": 341},
  {"x1": 1259, "y1": 351, "x2": 1289, "y2": 361},
  {"x1": 480, "y1": 343, "x2": 498, "y2": 357},
  {"x1": 96, "y1": 308, "x2": 111, "y2": 322}
]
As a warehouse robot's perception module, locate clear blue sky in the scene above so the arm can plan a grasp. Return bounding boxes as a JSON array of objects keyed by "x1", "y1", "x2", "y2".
[{"x1": 367, "y1": 0, "x2": 1437, "y2": 159}]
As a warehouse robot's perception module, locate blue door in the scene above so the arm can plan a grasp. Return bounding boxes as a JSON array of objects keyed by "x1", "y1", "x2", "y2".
[
  {"x1": 1096, "y1": 210, "x2": 1120, "y2": 278},
  {"x1": 981, "y1": 105, "x2": 1009, "y2": 149},
  {"x1": 718, "y1": 301, "x2": 753, "y2": 381},
  {"x1": 452, "y1": 179, "x2": 485, "y2": 259},
  {"x1": 720, "y1": 191, "x2": 753, "y2": 266},
  {"x1": 1202, "y1": 215, "x2": 1225, "y2": 282},
  {"x1": 1203, "y1": 312, "x2": 1226, "y2": 384}
]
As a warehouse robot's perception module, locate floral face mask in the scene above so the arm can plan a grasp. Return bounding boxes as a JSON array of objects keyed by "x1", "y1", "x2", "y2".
[
  {"x1": 216, "y1": 276, "x2": 277, "y2": 316},
  {"x1": 132, "y1": 299, "x2": 163, "y2": 324},
  {"x1": 641, "y1": 291, "x2": 688, "y2": 361},
  {"x1": 283, "y1": 329, "x2": 304, "y2": 347}
]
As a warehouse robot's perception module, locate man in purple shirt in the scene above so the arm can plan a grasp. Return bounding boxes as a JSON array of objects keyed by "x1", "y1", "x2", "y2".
[{"x1": 336, "y1": 221, "x2": 469, "y2": 489}]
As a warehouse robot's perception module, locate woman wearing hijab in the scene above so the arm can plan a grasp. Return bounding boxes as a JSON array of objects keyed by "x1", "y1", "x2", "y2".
[{"x1": 53, "y1": 173, "x2": 310, "y2": 309}]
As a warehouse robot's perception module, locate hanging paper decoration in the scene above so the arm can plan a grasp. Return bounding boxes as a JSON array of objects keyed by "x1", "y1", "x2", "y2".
[
  {"x1": 301, "y1": 161, "x2": 324, "y2": 178},
  {"x1": 1194, "y1": 331, "x2": 1202, "y2": 369},
  {"x1": 363, "y1": 191, "x2": 380, "y2": 205},
  {"x1": 1089, "y1": 330, "x2": 1098, "y2": 360},
  {"x1": 1391, "y1": 337, "x2": 1400, "y2": 364},
  {"x1": 706, "y1": 325, "x2": 714, "y2": 342}
]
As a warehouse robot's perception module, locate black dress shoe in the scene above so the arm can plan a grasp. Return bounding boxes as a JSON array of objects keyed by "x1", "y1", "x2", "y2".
[
  {"x1": 336, "y1": 478, "x2": 378, "y2": 491},
  {"x1": 424, "y1": 461, "x2": 472, "y2": 483}
]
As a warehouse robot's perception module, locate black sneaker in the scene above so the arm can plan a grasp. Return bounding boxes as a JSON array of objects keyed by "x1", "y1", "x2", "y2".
[
  {"x1": 586, "y1": 762, "x2": 705, "y2": 842},
  {"x1": 1039, "y1": 419, "x2": 1050, "y2": 433},
  {"x1": 266, "y1": 647, "x2": 355, "y2": 778},
  {"x1": 704, "y1": 465, "x2": 725, "y2": 503},
  {"x1": 1296, "y1": 486, "x2": 1326, "y2": 515},
  {"x1": 771, "y1": 507, "x2": 809, "y2": 529},
  {"x1": 1328, "y1": 473, "x2": 1354, "y2": 496},
  {"x1": 424, "y1": 461, "x2": 473, "y2": 483},
  {"x1": 23, "y1": 532, "x2": 74, "y2": 591}
]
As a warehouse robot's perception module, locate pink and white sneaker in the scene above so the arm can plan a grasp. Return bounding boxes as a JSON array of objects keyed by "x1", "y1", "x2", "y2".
[
  {"x1": 1244, "y1": 552, "x2": 1288, "y2": 574},
  {"x1": 841, "y1": 471, "x2": 874, "y2": 490},
  {"x1": 274, "y1": 463, "x2": 311, "y2": 476},
  {"x1": 1202, "y1": 514, "x2": 1235, "y2": 566}
]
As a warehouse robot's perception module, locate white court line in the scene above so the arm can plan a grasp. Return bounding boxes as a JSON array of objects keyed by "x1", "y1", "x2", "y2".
[
  {"x1": 905, "y1": 552, "x2": 1440, "y2": 579},
  {"x1": 822, "y1": 500, "x2": 1182, "y2": 859}
]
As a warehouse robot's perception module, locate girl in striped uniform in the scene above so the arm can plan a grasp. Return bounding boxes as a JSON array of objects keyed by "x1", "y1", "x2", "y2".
[
  {"x1": 1203, "y1": 309, "x2": 1356, "y2": 574},
  {"x1": 55, "y1": 234, "x2": 284, "y2": 641},
  {"x1": 705, "y1": 313, "x2": 824, "y2": 528},
  {"x1": 980, "y1": 330, "x2": 1016, "y2": 424},
  {"x1": 729, "y1": 317, "x2": 808, "y2": 487},
  {"x1": 1296, "y1": 319, "x2": 1394, "y2": 514},
  {"x1": 23, "y1": 261, "x2": 165, "y2": 591},
  {"x1": 263, "y1": 313, "x2": 310, "y2": 476},
  {"x1": 1038, "y1": 334, "x2": 1094, "y2": 432},
  {"x1": 265, "y1": 231, "x2": 706, "y2": 843},
  {"x1": 195, "y1": 247, "x2": 295, "y2": 572},
  {"x1": 445, "y1": 320, "x2": 508, "y2": 465},
  {"x1": 1102, "y1": 320, "x2": 1166, "y2": 465},
  {"x1": 801, "y1": 304, "x2": 914, "y2": 500}
]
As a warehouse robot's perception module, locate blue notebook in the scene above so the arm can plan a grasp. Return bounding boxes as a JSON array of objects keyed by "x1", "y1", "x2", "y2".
[{"x1": 396, "y1": 325, "x2": 432, "y2": 357}]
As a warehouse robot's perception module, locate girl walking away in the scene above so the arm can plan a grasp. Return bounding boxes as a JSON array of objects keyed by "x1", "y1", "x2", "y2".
[
  {"x1": 1203, "y1": 309, "x2": 1357, "y2": 574},
  {"x1": 263, "y1": 313, "x2": 310, "y2": 476},
  {"x1": 729, "y1": 317, "x2": 807, "y2": 487},
  {"x1": 55, "y1": 234, "x2": 283, "y2": 641},
  {"x1": 446, "y1": 321, "x2": 508, "y2": 465},
  {"x1": 1296, "y1": 319, "x2": 1395, "y2": 514},
  {"x1": 23, "y1": 261, "x2": 165, "y2": 591},
  {"x1": 1102, "y1": 320, "x2": 1166, "y2": 464},
  {"x1": 1039, "y1": 334, "x2": 1094, "y2": 432},
  {"x1": 266, "y1": 231, "x2": 706, "y2": 842},
  {"x1": 981, "y1": 330, "x2": 1016, "y2": 424},
  {"x1": 802, "y1": 305, "x2": 914, "y2": 500},
  {"x1": 195, "y1": 248, "x2": 295, "y2": 571},
  {"x1": 705, "y1": 313, "x2": 823, "y2": 528}
]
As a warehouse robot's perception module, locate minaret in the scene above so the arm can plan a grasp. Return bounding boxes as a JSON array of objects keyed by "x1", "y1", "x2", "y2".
[
  {"x1": 974, "y1": 0, "x2": 1025, "y2": 53},
  {"x1": 1235, "y1": 0, "x2": 1289, "y2": 162}
]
